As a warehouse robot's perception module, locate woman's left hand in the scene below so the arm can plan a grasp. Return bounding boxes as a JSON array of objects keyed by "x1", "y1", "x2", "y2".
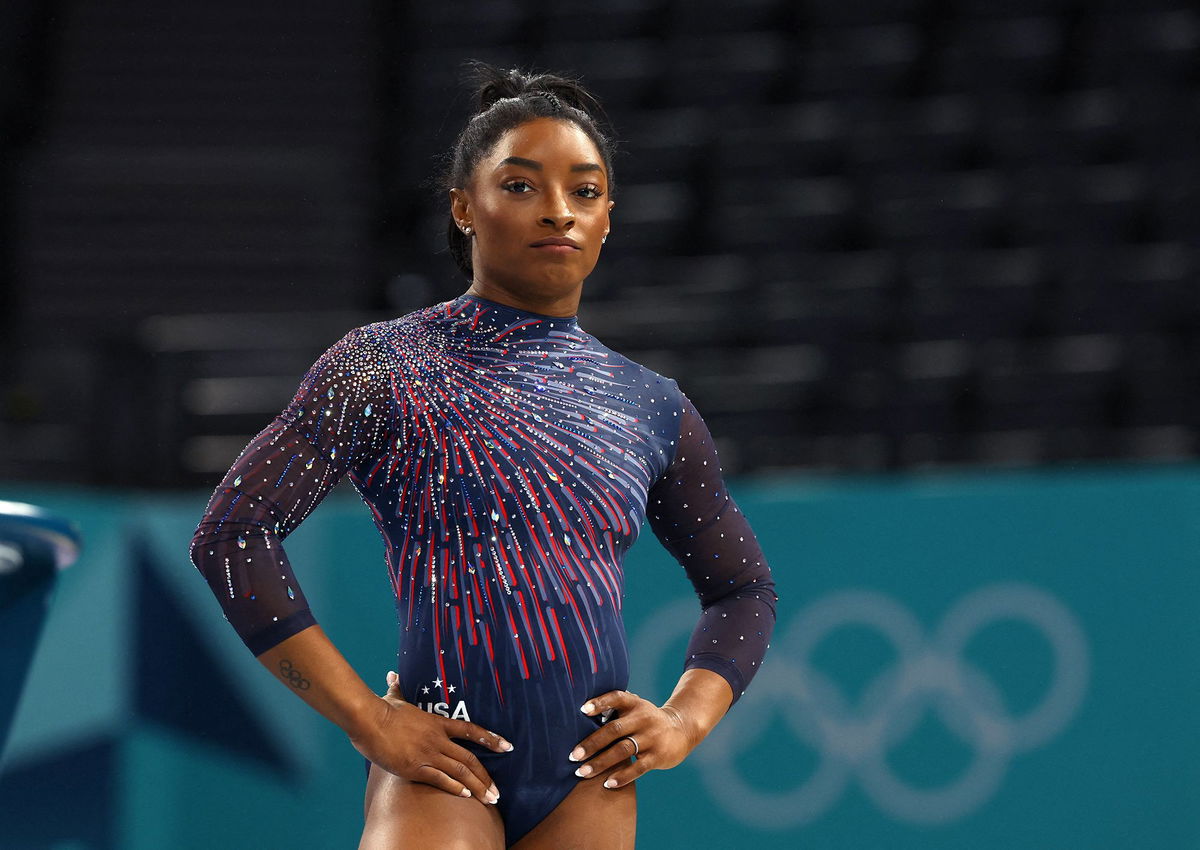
[{"x1": 567, "y1": 690, "x2": 696, "y2": 789}]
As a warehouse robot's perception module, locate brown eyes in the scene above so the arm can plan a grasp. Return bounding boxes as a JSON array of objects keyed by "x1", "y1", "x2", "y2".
[{"x1": 501, "y1": 180, "x2": 604, "y2": 199}]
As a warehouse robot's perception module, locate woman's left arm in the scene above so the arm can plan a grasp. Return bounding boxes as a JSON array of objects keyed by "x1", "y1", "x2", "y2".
[{"x1": 570, "y1": 394, "x2": 778, "y2": 788}]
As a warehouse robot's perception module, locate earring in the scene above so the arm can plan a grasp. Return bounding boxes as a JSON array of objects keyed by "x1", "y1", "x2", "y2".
[
  {"x1": 602, "y1": 234, "x2": 607, "y2": 244},
  {"x1": 462, "y1": 225, "x2": 473, "y2": 235}
]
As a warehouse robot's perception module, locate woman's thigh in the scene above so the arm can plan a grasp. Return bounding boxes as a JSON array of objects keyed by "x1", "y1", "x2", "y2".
[
  {"x1": 359, "y1": 762, "x2": 506, "y2": 850},
  {"x1": 512, "y1": 758, "x2": 637, "y2": 850}
]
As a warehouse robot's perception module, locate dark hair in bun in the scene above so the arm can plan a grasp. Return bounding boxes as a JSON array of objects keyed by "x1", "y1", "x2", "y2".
[{"x1": 444, "y1": 61, "x2": 616, "y2": 280}]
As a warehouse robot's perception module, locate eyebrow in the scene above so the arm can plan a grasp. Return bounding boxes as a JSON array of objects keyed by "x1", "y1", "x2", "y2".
[{"x1": 498, "y1": 156, "x2": 604, "y2": 174}]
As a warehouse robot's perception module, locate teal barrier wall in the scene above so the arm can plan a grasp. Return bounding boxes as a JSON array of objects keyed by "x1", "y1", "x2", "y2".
[{"x1": 1, "y1": 468, "x2": 1198, "y2": 848}]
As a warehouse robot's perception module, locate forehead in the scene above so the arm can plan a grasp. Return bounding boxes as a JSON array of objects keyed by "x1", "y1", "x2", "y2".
[{"x1": 483, "y1": 118, "x2": 606, "y2": 174}]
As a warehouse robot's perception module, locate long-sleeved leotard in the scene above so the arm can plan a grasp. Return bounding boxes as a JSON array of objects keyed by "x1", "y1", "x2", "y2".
[{"x1": 190, "y1": 293, "x2": 776, "y2": 845}]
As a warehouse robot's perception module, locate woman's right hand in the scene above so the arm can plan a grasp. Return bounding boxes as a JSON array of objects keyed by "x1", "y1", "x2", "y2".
[{"x1": 349, "y1": 671, "x2": 513, "y2": 805}]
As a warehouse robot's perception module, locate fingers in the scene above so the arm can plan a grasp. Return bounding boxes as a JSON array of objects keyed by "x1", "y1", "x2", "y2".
[
  {"x1": 447, "y1": 717, "x2": 514, "y2": 755},
  {"x1": 601, "y1": 756, "x2": 651, "y2": 790},
  {"x1": 570, "y1": 712, "x2": 633, "y2": 767},
  {"x1": 413, "y1": 758, "x2": 500, "y2": 806},
  {"x1": 570, "y1": 689, "x2": 643, "y2": 768},
  {"x1": 379, "y1": 673, "x2": 511, "y2": 755},
  {"x1": 570, "y1": 690, "x2": 682, "y2": 788},
  {"x1": 578, "y1": 689, "x2": 639, "y2": 718},
  {"x1": 382, "y1": 671, "x2": 407, "y2": 707},
  {"x1": 441, "y1": 741, "x2": 500, "y2": 803},
  {"x1": 374, "y1": 670, "x2": 511, "y2": 803},
  {"x1": 572, "y1": 732, "x2": 641, "y2": 780}
]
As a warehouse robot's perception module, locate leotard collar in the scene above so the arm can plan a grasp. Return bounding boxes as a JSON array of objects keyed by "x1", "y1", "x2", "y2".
[{"x1": 452, "y1": 293, "x2": 582, "y2": 336}]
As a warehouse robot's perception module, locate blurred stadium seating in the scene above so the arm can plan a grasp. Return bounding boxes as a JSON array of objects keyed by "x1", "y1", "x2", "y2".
[{"x1": 0, "y1": 0, "x2": 1196, "y2": 486}]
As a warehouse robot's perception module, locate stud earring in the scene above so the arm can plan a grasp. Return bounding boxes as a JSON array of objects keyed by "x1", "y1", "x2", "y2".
[{"x1": 463, "y1": 225, "x2": 473, "y2": 235}]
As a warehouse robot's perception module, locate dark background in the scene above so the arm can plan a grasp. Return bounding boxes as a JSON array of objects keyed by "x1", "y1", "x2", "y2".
[{"x1": 1, "y1": 0, "x2": 1197, "y2": 488}]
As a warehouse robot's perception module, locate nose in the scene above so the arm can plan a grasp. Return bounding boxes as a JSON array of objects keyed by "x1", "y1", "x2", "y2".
[{"x1": 539, "y1": 188, "x2": 574, "y2": 230}]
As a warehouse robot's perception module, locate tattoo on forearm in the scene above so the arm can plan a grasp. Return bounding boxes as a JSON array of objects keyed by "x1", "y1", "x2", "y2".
[{"x1": 278, "y1": 659, "x2": 311, "y2": 690}]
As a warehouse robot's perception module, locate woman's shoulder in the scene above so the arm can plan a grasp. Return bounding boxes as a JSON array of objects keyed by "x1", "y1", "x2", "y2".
[
  {"x1": 581, "y1": 332, "x2": 685, "y2": 402},
  {"x1": 338, "y1": 301, "x2": 452, "y2": 354}
]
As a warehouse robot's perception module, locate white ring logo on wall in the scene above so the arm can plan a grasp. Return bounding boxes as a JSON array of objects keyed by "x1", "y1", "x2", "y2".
[{"x1": 630, "y1": 584, "x2": 1089, "y2": 827}]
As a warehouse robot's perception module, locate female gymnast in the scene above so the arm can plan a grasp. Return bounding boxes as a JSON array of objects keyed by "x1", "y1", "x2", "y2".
[{"x1": 190, "y1": 64, "x2": 776, "y2": 849}]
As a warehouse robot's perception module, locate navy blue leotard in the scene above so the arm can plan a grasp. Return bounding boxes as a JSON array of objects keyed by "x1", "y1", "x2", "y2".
[{"x1": 190, "y1": 293, "x2": 776, "y2": 845}]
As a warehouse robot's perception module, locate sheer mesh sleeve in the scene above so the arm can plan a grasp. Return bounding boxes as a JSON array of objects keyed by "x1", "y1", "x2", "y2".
[
  {"x1": 646, "y1": 394, "x2": 777, "y2": 705},
  {"x1": 189, "y1": 326, "x2": 395, "y2": 655}
]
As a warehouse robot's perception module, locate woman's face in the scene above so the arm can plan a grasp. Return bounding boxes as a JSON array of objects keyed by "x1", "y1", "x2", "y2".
[{"x1": 451, "y1": 117, "x2": 613, "y2": 304}]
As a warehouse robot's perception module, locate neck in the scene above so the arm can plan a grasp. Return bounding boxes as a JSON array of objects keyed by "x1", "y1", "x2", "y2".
[{"x1": 465, "y1": 280, "x2": 581, "y2": 318}]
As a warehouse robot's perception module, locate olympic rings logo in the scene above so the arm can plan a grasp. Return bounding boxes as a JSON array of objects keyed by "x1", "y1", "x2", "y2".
[
  {"x1": 630, "y1": 584, "x2": 1089, "y2": 827},
  {"x1": 278, "y1": 659, "x2": 311, "y2": 691}
]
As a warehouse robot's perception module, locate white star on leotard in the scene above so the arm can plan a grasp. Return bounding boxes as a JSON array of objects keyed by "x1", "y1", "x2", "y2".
[
  {"x1": 433, "y1": 678, "x2": 443, "y2": 688},
  {"x1": 447, "y1": 684, "x2": 456, "y2": 693},
  {"x1": 421, "y1": 686, "x2": 429, "y2": 694}
]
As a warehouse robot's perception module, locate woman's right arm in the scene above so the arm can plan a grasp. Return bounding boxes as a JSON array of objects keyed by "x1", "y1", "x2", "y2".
[{"x1": 188, "y1": 326, "x2": 510, "y2": 803}]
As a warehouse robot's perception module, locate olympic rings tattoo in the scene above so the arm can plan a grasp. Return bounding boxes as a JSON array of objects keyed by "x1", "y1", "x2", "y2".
[{"x1": 278, "y1": 658, "x2": 311, "y2": 690}]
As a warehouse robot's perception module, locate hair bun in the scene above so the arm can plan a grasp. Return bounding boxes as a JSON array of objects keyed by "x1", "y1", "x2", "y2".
[{"x1": 466, "y1": 61, "x2": 607, "y2": 126}]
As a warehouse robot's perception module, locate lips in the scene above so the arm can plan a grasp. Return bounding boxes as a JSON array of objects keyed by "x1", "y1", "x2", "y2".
[{"x1": 530, "y1": 236, "x2": 581, "y2": 249}]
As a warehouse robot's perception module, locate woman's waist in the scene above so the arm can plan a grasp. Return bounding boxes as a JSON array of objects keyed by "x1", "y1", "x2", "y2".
[
  {"x1": 398, "y1": 658, "x2": 626, "y2": 746},
  {"x1": 394, "y1": 622, "x2": 628, "y2": 724}
]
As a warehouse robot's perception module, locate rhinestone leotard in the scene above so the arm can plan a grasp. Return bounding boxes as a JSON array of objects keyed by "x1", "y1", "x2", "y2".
[{"x1": 190, "y1": 293, "x2": 776, "y2": 844}]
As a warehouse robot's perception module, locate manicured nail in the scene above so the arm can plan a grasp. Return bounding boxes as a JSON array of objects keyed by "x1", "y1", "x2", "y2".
[
  {"x1": 604, "y1": 778, "x2": 618, "y2": 789},
  {"x1": 575, "y1": 765, "x2": 593, "y2": 778},
  {"x1": 386, "y1": 671, "x2": 398, "y2": 685},
  {"x1": 499, "y1": 738, "x2": 513, "y2": 752},
  {"x1": 460, "y1": 788, "x2": 471, "y2": 797},
  {"x1": 568, "y1": 746, "x2": 584, "y2": 762},
  {"x1": 486, "y1": 784, "x2": 499, "y2": 804},
  {"x1": 580, "y1": 702, "x2": 595, "y2": 714}
]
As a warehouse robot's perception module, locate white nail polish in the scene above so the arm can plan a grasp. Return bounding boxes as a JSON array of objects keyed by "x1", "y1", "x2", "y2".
[
  {"x1": 580, "y1": 702, "x2": 595, "y2": 714},
  {"x1": 604, "y1": 779, "x2": 617, "y2": 789},
  {"x1": 575, "y1": 765, "x2": 592, "y2": 778},
  {"x1": 501, "y1": 739, "x2": 514, "y2": 752},
  {"x1": 568, "y1": 747, "x2": 584, "y2": 762},
  {"x1": 460, "y1": 788, "x2": 471, "y2": 798}
]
